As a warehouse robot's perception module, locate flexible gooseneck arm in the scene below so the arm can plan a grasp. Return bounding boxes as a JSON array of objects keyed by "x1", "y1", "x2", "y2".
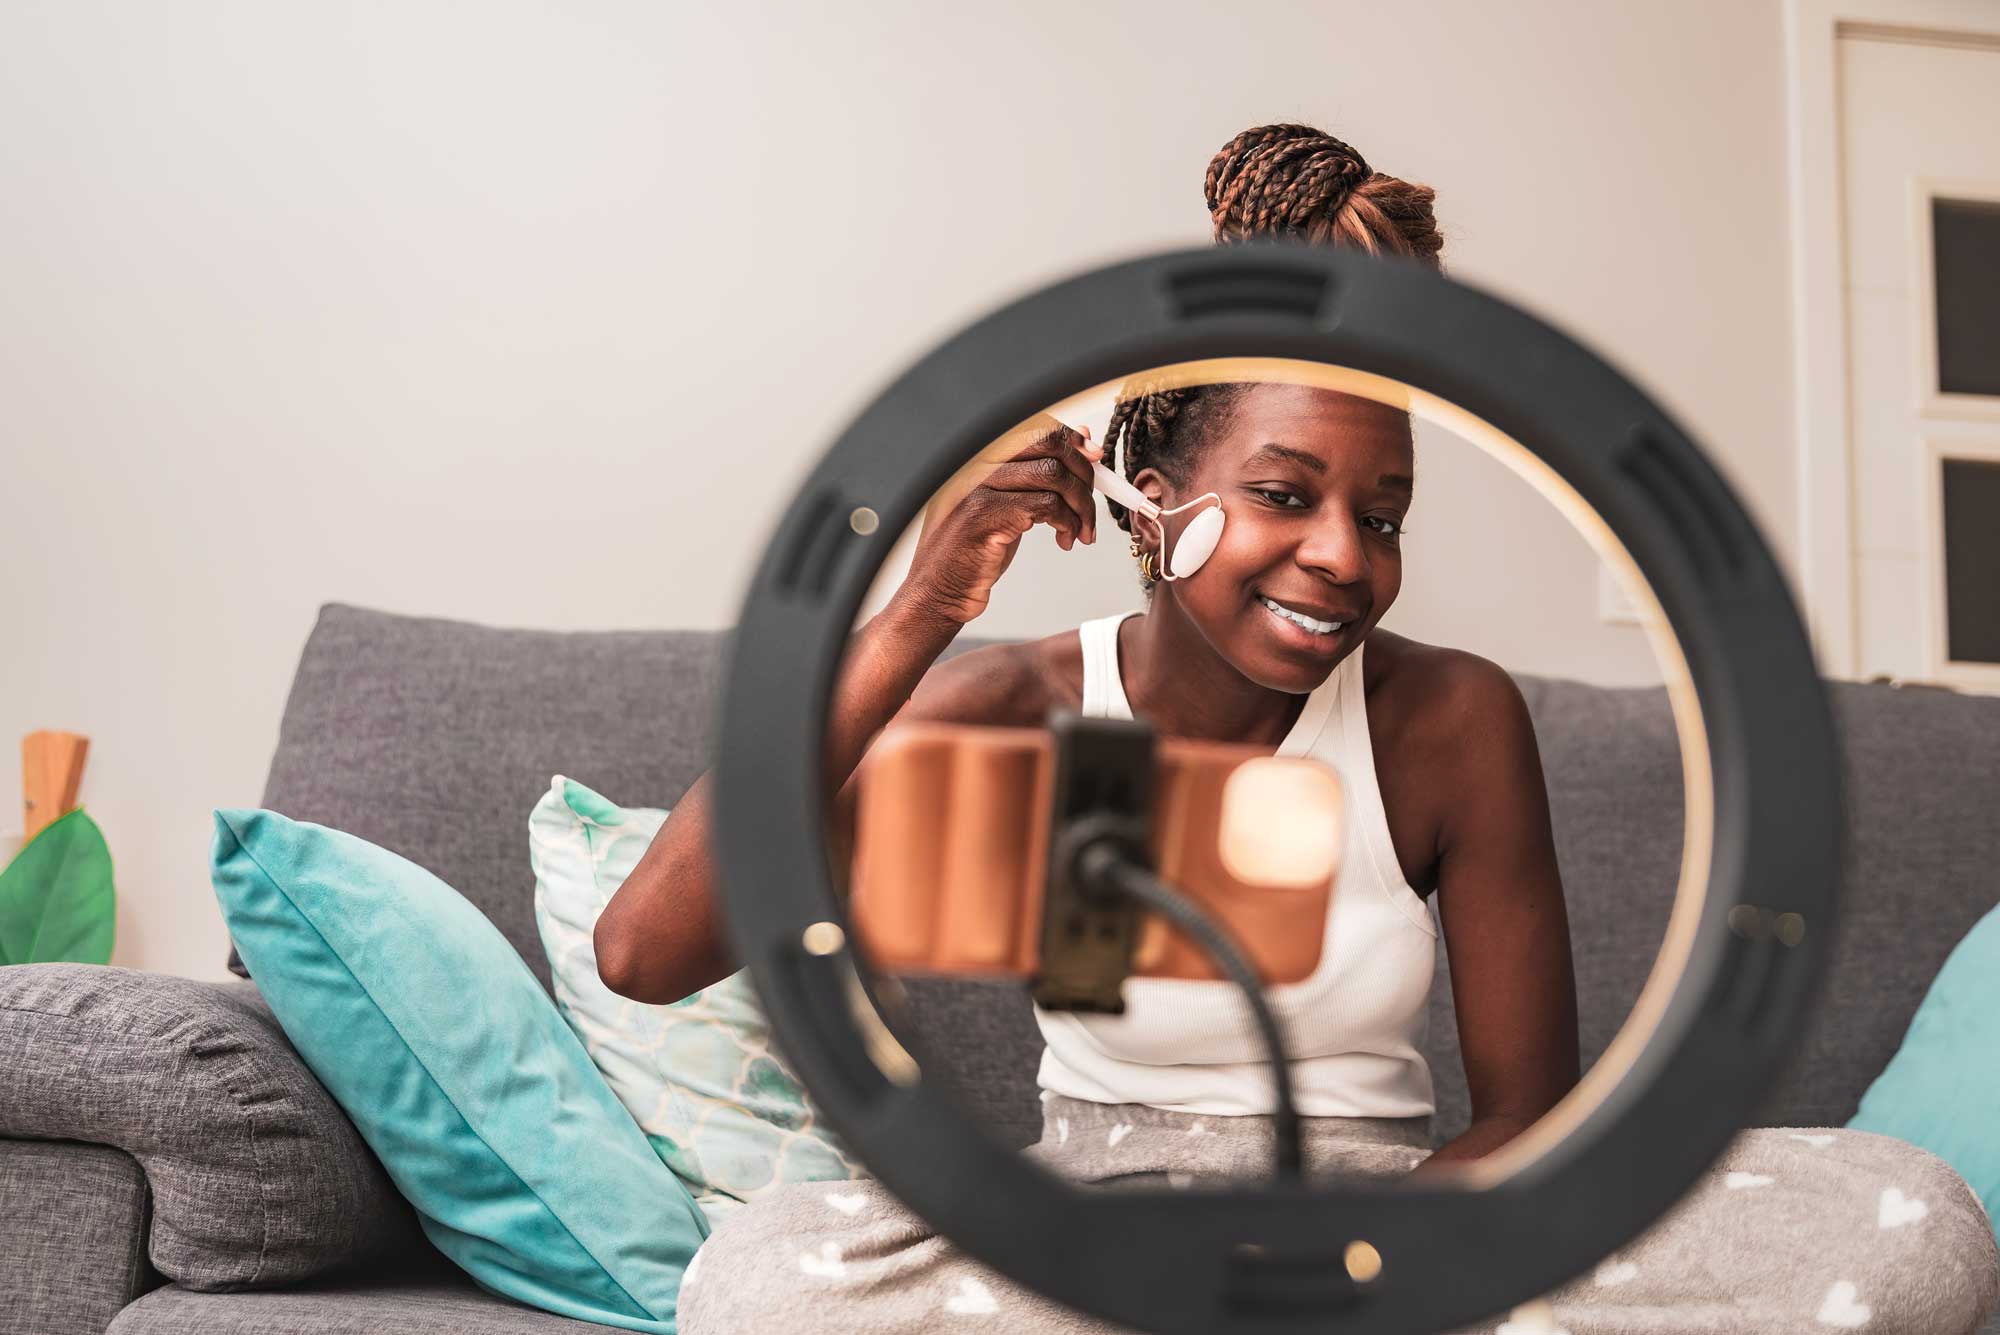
[{"x1": 1076, "y1": 840, "x2": 1304, "y2": 1181}]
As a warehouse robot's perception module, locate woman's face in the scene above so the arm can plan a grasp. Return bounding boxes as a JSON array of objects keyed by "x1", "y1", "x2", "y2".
[{"x1": 1134, "y1": 382, "x2": 1414, "y2": 694}]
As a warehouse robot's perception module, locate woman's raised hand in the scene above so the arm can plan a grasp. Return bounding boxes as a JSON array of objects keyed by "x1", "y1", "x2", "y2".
[{"x1": 900, "y1": 414, "x2": 1102, "y2": 629}]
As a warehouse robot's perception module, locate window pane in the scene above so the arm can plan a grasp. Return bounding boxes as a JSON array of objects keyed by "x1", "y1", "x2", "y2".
[
  {"x1": 1942, "y1": 456, "x2": 2000, "y2": 665},
  {"x1": 1933, "y1": 198, "x2": 2000, "y2": 399}
]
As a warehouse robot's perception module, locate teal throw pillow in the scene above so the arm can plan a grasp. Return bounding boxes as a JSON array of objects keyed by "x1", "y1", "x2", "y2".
[
  {"x1": 530, "y1": 776, "x2": 858, "y2": 1229},
  {"x1": 211, "y1": 809, "x2": 707, "y2": 1333},
  {"x1": 1850, "y1": 902, "x2": 2000, "y2": 1239}
]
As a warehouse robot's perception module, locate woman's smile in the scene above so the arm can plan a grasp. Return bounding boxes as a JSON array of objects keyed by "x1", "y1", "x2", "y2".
[
  {"x1": 1110, "y1": 380, "x2": 1412, "y2": 700},
  {"x1": 1253, "y1": 591, "x2": 1350, "y2": 655}
]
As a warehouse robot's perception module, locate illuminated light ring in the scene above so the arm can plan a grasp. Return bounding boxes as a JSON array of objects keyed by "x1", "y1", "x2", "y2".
[{"x1": 713, "y1": 241, "x2": 1840, "y2": 1335}]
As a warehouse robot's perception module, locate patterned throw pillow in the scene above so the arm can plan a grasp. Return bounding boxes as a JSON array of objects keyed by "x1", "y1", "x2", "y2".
[{"x1": 530, "y1": 777, "x2": 858, "y2": 1226}]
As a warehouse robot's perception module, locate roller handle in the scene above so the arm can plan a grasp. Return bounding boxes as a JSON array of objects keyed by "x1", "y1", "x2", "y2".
[{"x1": 1089, "y1": 460, "x2": 1156, "y2": 517}]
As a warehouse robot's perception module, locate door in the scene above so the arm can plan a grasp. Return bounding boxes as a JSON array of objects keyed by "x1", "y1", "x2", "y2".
[{"x1": 1839, "y1": 28, "x2": 2000, "y2": 691}]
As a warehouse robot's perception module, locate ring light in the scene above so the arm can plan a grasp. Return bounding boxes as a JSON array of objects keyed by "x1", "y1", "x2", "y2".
[{"x1": 712, "y1": 242, "x2": 1842, "y2": 1334}]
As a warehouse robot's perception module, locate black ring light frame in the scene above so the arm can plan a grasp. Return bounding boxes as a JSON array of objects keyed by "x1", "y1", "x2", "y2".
[{"x1": 713, "y1": 242, "x2": 1842, "y2": 1335}]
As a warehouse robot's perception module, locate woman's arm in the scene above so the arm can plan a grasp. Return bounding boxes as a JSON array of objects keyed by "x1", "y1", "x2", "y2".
[
  {"x1": 1406, "y1": 657, "x2": 1580, "y2": 1173},
  {"x1": 592, "y1": 592, "x2": 966, "y2": 1004},
  {"x1": 594, "y1": 419, "x2": 1099, "y2": 1005}
]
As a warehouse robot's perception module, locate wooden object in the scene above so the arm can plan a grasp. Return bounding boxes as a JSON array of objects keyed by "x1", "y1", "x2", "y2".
[
  {"x1": 848, "y1": 722, "x2": 1341, "y2": 984},
  {"x1": 22, "y1": 731, "x2": 90, "y2": 839}
]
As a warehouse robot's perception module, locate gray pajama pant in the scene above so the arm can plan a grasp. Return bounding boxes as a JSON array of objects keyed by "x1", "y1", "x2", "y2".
[{"x1": 677, "y1": 1094, "x2": 1998, "y2": 1335}]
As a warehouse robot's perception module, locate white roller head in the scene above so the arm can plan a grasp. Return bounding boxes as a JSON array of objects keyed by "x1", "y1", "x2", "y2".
[
  {"x1": 1170, "y1": 504, "x2": 1226, "y2": 578},
  {"x1": 1089, "y1": 460, "x2": 1156, "y2": 517}
]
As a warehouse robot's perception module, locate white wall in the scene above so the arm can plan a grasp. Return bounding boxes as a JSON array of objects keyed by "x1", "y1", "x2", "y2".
[{"x1": 0, "y1": 1, "x2": 1798, "y2": 980}]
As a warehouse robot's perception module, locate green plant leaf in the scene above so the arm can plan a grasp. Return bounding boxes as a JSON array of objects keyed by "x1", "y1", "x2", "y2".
[{"x1": 0, "y1": 809, "x2": 116, "y2": 965}]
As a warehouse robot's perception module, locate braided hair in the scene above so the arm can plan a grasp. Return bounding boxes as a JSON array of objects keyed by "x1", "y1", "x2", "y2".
[
  {"x1": 1205, "y1": 122, "x2": 1445, "y2": 262},
  {"x1": 1110, "y1": 123, "x2": 1443, "y2": 592}
]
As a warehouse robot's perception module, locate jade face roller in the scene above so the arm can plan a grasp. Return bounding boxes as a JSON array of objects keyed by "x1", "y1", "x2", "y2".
[{"x1": 1086, "y1": 456, "x2": 1225, "y2": 581}]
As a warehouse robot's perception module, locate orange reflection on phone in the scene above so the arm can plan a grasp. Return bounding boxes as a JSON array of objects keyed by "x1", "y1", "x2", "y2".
[{"x1": 848, "y1": 721, "x2": 1344, "y2": 986}]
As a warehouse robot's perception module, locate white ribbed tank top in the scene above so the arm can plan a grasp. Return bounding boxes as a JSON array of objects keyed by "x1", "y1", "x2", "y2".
[{"x1": 1034, "y1": 610, "x2": 1439, "y2": 1118}]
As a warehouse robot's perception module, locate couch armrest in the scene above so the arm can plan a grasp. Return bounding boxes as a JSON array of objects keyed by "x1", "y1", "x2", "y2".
[
  {"x1": 0, "y1": 965, "x2": 425, "y2": 1291},
  {"x1": 0, "y1": 1139, "x2": 155, "y2": 1335}
]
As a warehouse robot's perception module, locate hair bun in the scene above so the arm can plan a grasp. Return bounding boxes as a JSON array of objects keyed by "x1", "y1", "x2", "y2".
[
  {"x1": 1204, "y1": 122, "x2": 1443, "y2": 267},
  {"x1": 1205, "y1": 123, "x2": 1373, "y2": 244}
]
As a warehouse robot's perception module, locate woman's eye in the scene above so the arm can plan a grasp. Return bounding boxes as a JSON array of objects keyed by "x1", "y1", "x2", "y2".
[
  {"x1": 1363, "y1": 515, "x2": 1404, "y2": 538},
  {"x1": 1254, "y1": 488, "x2": 1303, "y2": 509}
]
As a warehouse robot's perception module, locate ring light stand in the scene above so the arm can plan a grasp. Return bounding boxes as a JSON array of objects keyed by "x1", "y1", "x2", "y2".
[{"x1": 712, "y1": 242, "x2": 1842, "y2": 1334}]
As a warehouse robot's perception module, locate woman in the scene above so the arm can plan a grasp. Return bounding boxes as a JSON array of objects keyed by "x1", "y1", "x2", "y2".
[
  {"x1": 601, "y1": 126, "x2": 1995, "y2": 1335},
  {"x1": 592, "y1": 124, "x2": 1576, "y2": 1167},
  {"x1": 604, "y1": 116, "x2": 1574, "y2": 1308},
  {"x1": 599, "y1": 121, "x2": 1577, "y2": 1171}
]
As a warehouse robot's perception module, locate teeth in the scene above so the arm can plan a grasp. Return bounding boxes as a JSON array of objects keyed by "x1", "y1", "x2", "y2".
[{"x1": 1258, "y1": 595, "x2": 1341, "y2": 636}]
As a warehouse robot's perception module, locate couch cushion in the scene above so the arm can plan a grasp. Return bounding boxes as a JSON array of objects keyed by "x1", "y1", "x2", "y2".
[
  {"x1": 245, "y1": 605, "x2": 2000, "y2": 1146},
  {"x1": 108, "y1": 1272, "x2": 625, "y2": 1334},
  {"x1": 0, "y1": 1139, "x2": 155, "y2": 1335},
  {"x1": 243, "y1": 605, "x2": 732, "y2": 990},
  {"x1": 1429, "y1": 677, "x2": 2000, "y2": 1138},
  {"x1": 0, "y1": 965, "x2": 422, "y2": 1289},
  {"x1": 1773, "y1": 680, "x2": 2000, "y2": 1125}
]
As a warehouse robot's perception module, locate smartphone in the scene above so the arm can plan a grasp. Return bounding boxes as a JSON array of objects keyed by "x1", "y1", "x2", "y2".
[{"x1": 846, "y1": 719, "x2": 1344, "y2": 987}]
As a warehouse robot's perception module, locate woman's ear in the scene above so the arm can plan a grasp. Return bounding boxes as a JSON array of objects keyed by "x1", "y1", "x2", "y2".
[
  {"x1": 1129, "y1": 469, "x2": 1169, "y2": 542},
  {"x1": 1128, "y1": 467, "x2": 1168, "y2": 515}
]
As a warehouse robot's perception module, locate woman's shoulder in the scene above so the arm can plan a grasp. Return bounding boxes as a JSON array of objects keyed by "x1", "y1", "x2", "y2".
[
  {"x1": 1363, "y1": 628, "x2": 1532, "y2": 754},
  {"x1": 903, "y1": 628, "x2": 1084, "y2": 728},
  {"x1": 1361, "y1": 630, "x2": 1542, "y2": 893}
]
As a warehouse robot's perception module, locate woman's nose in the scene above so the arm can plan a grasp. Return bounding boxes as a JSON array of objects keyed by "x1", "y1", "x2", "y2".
[{"x1": 1294, "y1": 517, "x2": 1370, "y2": 584}]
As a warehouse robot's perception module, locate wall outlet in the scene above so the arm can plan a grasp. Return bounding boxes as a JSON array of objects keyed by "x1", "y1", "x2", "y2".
[{"x1": 1598, "y1": 563, "x2": 1643, "y2": 626}]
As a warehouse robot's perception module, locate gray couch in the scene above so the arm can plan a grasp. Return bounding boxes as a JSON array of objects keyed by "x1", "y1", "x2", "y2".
[{"x1": 3, "y1": 602, "x2": 1997, "y2": 1334}]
